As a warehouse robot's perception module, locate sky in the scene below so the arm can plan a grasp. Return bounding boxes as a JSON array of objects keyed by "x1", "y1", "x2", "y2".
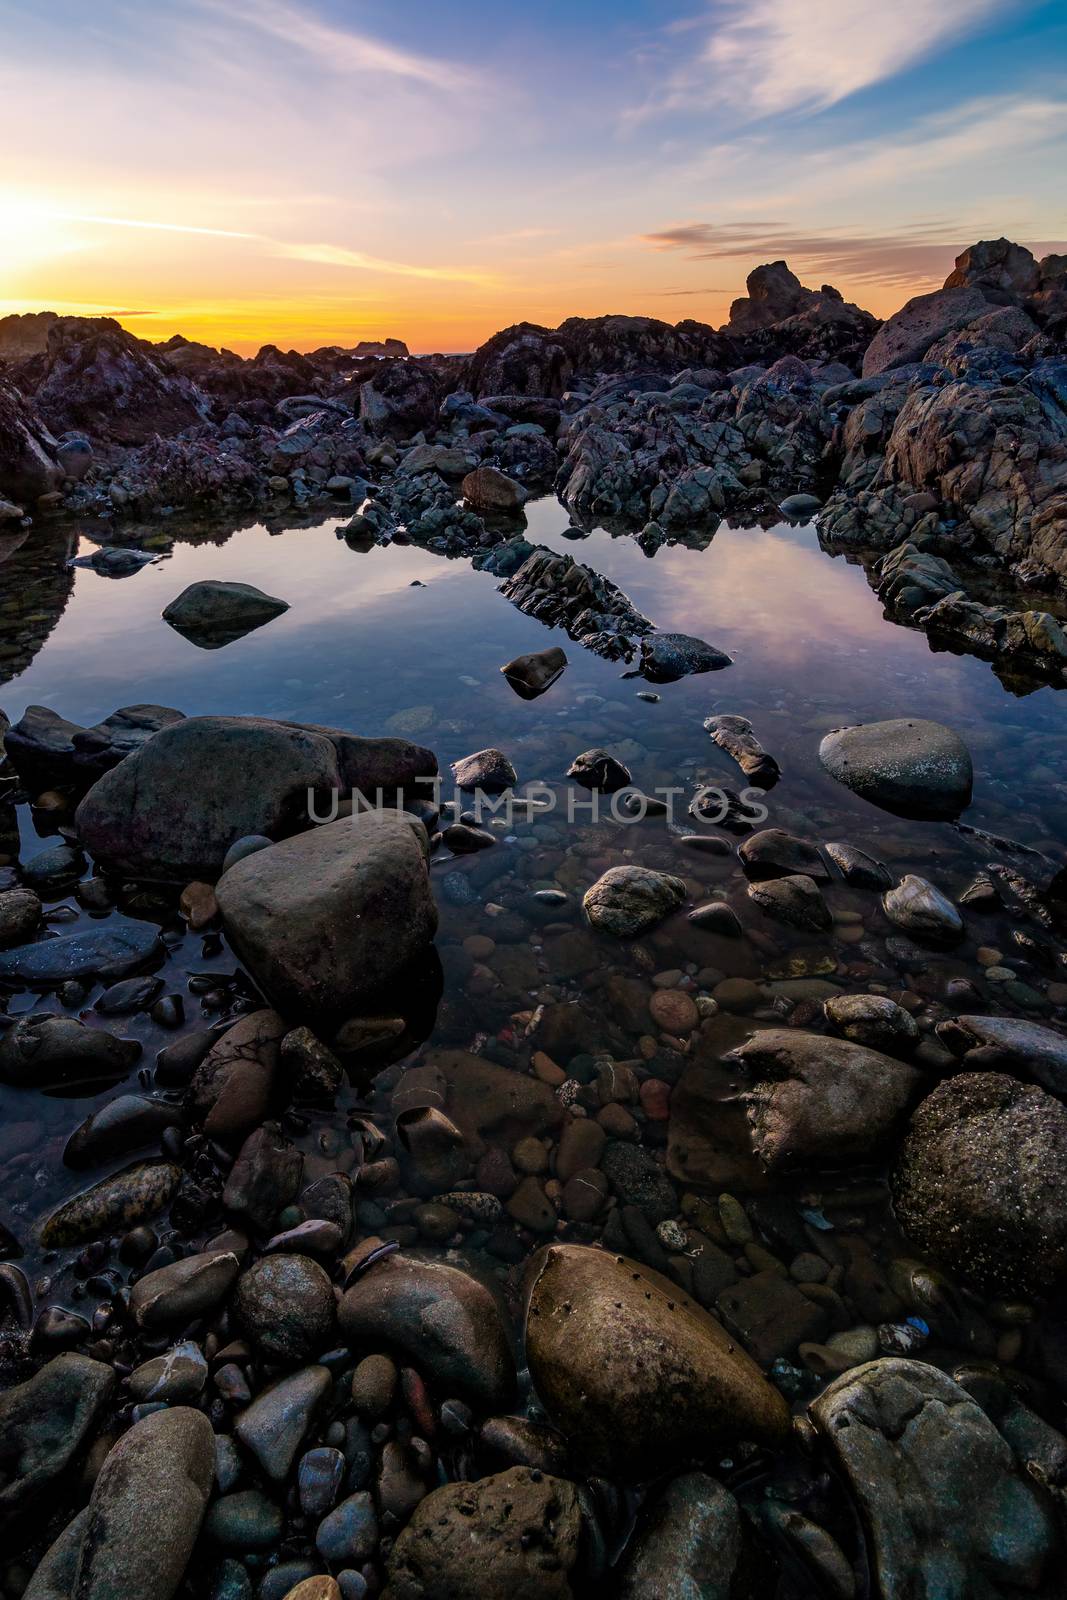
[{"x1": 1, "y1": 0, "x2": 1065, "y2": 354}]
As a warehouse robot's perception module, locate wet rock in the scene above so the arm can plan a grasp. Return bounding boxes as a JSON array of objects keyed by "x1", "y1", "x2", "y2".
[
  {"x1": 883, "y1": 875, "x2": 963, "y2": 942},
  {"x1": 823, "y1": 842, "x2": 892, "y2": 890},
  {"x1": 688, "y1": 900, "x2": 743, "y2": 937},
  {"x1": 0, "y1": 1353, "x2": 115, "y2": 1524},
  {"x1": 500, "y1": 647, "x2": 567, "y2": 700},
  {"x1": 716, "y1": 1271, "x2": 829, "y2": 1364},
  {"x1": 317, "y1": 1492, "x2": 379, "y2": 1565},
  {"x1": 0, "y1": 1015, "x2": 141, "y2": 1089},
  {"x1": 810, "y1": 1357, "x2": 1062, "y2": 1597},
  {"x1": 63, "y1": 1406, "x2": 215, "y2": 1600},
  {"x1": 824, "y1": 994, "x2": 919, "y2": 1056},
  {"x1": 748, "y1": 873, "x2": 831, "y2": 931},
  {"x1": 891, "y1": 1072, "x2": 1067, "y2": 1295},
  {"x1": 64, "y1": 1093, "x2": 183, "y2": 1166},
  {"x1": 205, "y1": 1489, "x2": 284, "y2": 1551},
  {"x1": 339, "y1": 1253, "x2": 515, "y2": 1408},
  {"x1": 583, "y1": 865, "x2": 687, "y2": 936},
  {"x1": 639, "y1": 631, "x2": 731, "y2": 682},
  {"x1": 223, "y1": 1124, "x2": 303, "y2": 1233},
  {"x1": 40, "y1": 1160, "x2": 181, "y2": 1248},
  {"x1": 461, "y1": 465, "x2": 526, "y2": 513},
  {"x1": 601, "y1": 1142, "x2": 678, "y2": 1223},
  {"x1": 566, "y1": 748, "x2": 631, "y2": 792},
  {"x1": 75, "y1": 715, "x2": 342, "y2": 880},
  {"x1": 442, "y1": 821, "x2": 495, "y2": 853},
  {"x1": 281, "y1": 1025, "x2": 344, "y2": 1103},
  {"x1": 70, "y1": 703, "x2": 187, "y2": 777},
  {"x1": 234, "y1": 1365, "x2": 331, "y2": 1481},
  {"x1": 818, "y1": 718, "x2": 973, "y2": 820},
  {"x1": 216, "y1": 812, "x2": 436, "y2": 1024},
  {"x1": 191, "y1": 1009, "x2": 287, "y2": 1137},
  {"x1": 617, "y1": 1473, "x2": 773, "y2": 1600},
  {"x1": 451, "y1": 748, "x2": 517, "y2": 793},
  {"x1": 524, "y1": 1246, "x2": 788, "y2": 1478},
  {"x1": 21, "y1": 843, "x2": 84, "y2": 892},
  {"x1": 0, "y1": 377, "x2": 61, "y2": 503},
  {"x1": 235, "y1": 1254, "x2": 336, "y2": 1361},
  {"x1": 384, "y1": 1467, "x2": 582, "y2": 1600},
  {"x1": 298, "y1": 1445, "x2": 346, "y2": 1518},
  {"x1": 498, "y1": 548, "x2": 652, "y2": 660},
  {"x1": 162, "y1": 580, "x2": 289, "y2": 648},
  {"x1": 130, "y1": 1249, "x2": 240, "y2": 1329},
  {"x1": 0, "y1": 887, "x2": 42, "y2": 946},
  {"x1": 128, "y1": 1340, "x2": 208, "y2": 1403},
  {"x1": 739, "y1": 828, "x2": 826, "y2": 880},
  {"x1": 704, "y1": 714, "x2": 781, "y2": 789},
  {"x1": 723, "y1": 1029, "x2": 921, "y2": 1172},
  {"x1": 0, "y1": 917, "x2": 162, "y2": 986},
  {"x1": 940, "y1": 1014, "x2": 1067, "y2": 1096}
]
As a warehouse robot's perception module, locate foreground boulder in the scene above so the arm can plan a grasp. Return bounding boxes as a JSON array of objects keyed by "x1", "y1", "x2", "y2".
[
  {"x1": 162, "y1": 580, "x2": 289, "y2": 648},
  {"x1": 339, "y1": 1252, "x2": 515, "y2": 1408},
  {"x1": 75, "y1": 716, "x2": 341, "y2": 879},
  {"x1": 33, "y1": 1406, "x2": 215, "y2": 1600},
  {"x1": 383, "y1": 1468, "x2": 583, "y2": 1600},
  {"x1": 818, "y1": 717, "x2": 972, "y2": 818},
  {"x1": 0, "y1": 1354, "x2": 115, "y2": 1526},
  {"x1": 862, "y1": 284, "x2": 990, "y2": 375},
  {"x1": 461, "y1": 465, "x2": 526, "y2": 513},
  {"x1": 891, "y1": 1072, "x2": 1067, "y2": 1296},
  {"x1": 723, "y1": 1029, "x2": 921, "y2": 1172},
  {"x1": 583, "y1": 865, "x2": 687, "y2": 936},
  {"x1": 810, "y1": 1359, "x2": 1062, "y2": 1598},
  {"x1": 523, "y1": 1244, "x2": 789, "y2": 1477},
  {"x1": 216, "y1": 811, "x2": 437, "y2": 1023}
]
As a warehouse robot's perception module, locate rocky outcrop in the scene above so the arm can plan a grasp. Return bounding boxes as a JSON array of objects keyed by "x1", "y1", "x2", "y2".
[
  {"x1": 27, "y1": 316, "x2": 209, "y2": 445},
  {"x1": 728, "y1": 261, "x2": 877, "y2": 371},
  {"x1": 0, "y1": 311, "x2": 58, "y2": 362},
  {"x1": 358, "y1": 360, "x2": 438, "y2": 436},
  {"x1": 0, "y1": 377, "x2": 61, "y2": 503},
  {"x1": 465, "y1": 322, "x2": 573, "y2": 400},
  {"x1": 498, "y1": 548, "x2": 653, "y2": 659}
]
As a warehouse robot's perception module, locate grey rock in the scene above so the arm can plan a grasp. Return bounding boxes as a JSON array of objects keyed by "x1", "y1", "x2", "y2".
[
  {"x1": 639, "y1": 631, "x2": 731, "y2": 682},
  {"x1": 0, "y1": 887, "x2": 42, "y2": 947},
  {"x1": 216, "y1": 812, "x2": 437, "y2": 1024},
  {"x1": 748, "y1": 873, "x2": 831, "y2": 931},
  {"x1": 818, "y1": 718, "x2": 972, "y2": 820},
  {"x1": 824, "y1": 994, "x2": 919, "y2": 1056},
  {"x1": 566, "y1": 747, "x2": 632, "y2": 792},
  {"x1": 234, "y1": 1365, "x2": 331, "y2": 1482},
  {"x1": 316, "y1": 1491, "x2": 379, "y2": 1564},
  {"x1": 451, "y1": 748, "x2": 517, "y2": 793},
  {"x1": 234, "y1": 1254, "x2": 336, "y2": 1362},
  {"x1": 739, "y1": 828, "x2": 826, "y2": 880},
  {"x1": 617, "y1": 1473, "x2": 772, "y2": 1600},
  {"x1": 205, "y1": 1489, "x2": 284, "y2": 1551},
  {"x1": 64, "y1": 1093, "x2": 182, "y2": 1167},
  {"x1": 162, "y1": 580, "x2": 289, "y2": 648},
  {"x1": 128, "y1": 1340, "x2": 208, "y2": 1403},
  {"x1": 942, "y1": 1014, "x2": 1067, "y2": 1096},
  {"x1": 130, "y1": 1249, "x2": 240, "y2": 1329},
  {"x1": 500, "y1": 647, "x2": 567, "y2": 700},
  {"x1": 883, "y1": 874, "x2": 963, "y2": 942},
  {"x1": 824, "y1": 841, "x2": 892, "y2": 890},
  {"x1": 0, "y1": 917, "x2": 162, "y2": 986},
  {"x1": 223, "y1": 1124, "x2": 303, "y2": 1233},
  {"x1": 862, "y1": 284, "x2": 991, "y2": 375},
  {"x1": 810, "y1": 1358, "x2": 1062, "y2": 1597},
  {"x1": 0, "y1": 1015, "x2": 141, "y2": 1089},
  {"x1": 0, "y1": 1353, "x2": 115, "y2": 1525}
]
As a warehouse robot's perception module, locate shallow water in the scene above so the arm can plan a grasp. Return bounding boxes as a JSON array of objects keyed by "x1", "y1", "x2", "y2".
[{"x1": 1, "y1": 496, "x2": 1066, "y2": 1460}]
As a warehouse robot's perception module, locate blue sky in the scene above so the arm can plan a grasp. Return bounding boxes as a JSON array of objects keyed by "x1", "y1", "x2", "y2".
[{"x1": 1, "y1": 0, "x2": 1065, "y2": 349}]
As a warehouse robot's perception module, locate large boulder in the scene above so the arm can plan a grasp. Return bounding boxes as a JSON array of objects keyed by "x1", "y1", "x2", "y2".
[
  {"x1": 339, "y1": 1252, "x2": 515, "y2": 1408},
  {"x1": 358, "y1": 360, "x2": 438, "y2": 436},
  {"x1": 75, "y1": 716, "x2": 342, "y2": 879},
  {"x1": 818, "y1": 717, "x2": 972, "y2": 819},
  {"x1": 465, "y1": 322, "x2": 573, "y2": 399},
  {"x1": 862, "y1": 285, "x2": 990, "y2": 376},
  {"x1": 48, "y1": 1406, "x2": 215, "y2": 1600},
  {"x1": 523, "y1": 1244, "x2": 789, "y2": 1477},
  {"x1": 891, "y1": 1072, "x2": 1067, "y2": 1296},
  {"x1": 723, "y1": 1029, "x2": 921, "y2": 1171},
  {"x1": 943, "y1": 236, "x2": 1040, "y2": 299},
  {"x1": 583, "y1": 865, "x2": 687, "y2": 936},
  {"x1": 810, "y1": 1359, "x2": 1062, "y2": 1599},
  {"x1": 383, "y1": 1468, "x2": 583, "y2": 1600},
  {"x1": 216, "y1": 810, "x2": 437, "y2": 1022}
]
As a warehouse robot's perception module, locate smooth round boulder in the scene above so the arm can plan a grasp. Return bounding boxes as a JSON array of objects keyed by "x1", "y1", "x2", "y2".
[
  {"x1": 339, "y1": 1253, "x2": 515, "y2": 1409},
  {"x1": 818, "y1": 718, "x2": 972, "y2": 819},
  {"x1": 891, "y1": 1072, "x2": 1067, "y2": 1295},
  {"x1": 235, "y1": 1254, "x2": 337, "y2": 1361},
  {"x1": 523, "y1": 1244, "x2": 789, "y2": 1477},
  {"x1": 583, "y1": 866, "x2": 687, "y2": 937}
]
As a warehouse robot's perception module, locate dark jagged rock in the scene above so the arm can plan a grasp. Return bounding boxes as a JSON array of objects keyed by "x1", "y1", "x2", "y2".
[
  {"x1": 498, "y1": 548, "x2": 653, "y2": 659},
  {"x1": 0, "y1": 377, "x2": 61, "y2": 503},
  {"x1": 28, "y1": 316, "x2": 209, "y2": 444}
]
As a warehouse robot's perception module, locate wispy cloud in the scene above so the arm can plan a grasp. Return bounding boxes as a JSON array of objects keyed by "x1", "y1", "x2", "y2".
[
  {"x1": 49, "y1": 211, "x2": 256, "y2": 239},
  {"x1": 276, "y1": 241, "x2": 497, "y2": 285},
  {"x1": 635, "y1": 0, "x2": 1013, "y2": 121},
  {"x1": 194, "y1": 0, "x2": 477, "y2": 92}
]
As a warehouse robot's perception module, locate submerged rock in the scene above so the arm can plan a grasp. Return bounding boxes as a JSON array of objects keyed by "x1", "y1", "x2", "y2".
[
  {"x1": 216, "y1": 811, "x2": 437, "y2": 1023},
  {"x1": 818, "y1": 718, "x2": 973, "y2": 819},
  {"x1": 162, "y1": 580, "x2": 289, "y2": 648},
  {"x1": 566, "y1": 747, "x2": 632, "y2": 792},
  {"x1": 500, "y1": 646, "x2": 567, "y2": 700},
  {"x1": 451, "y1": 748, "x2": 517, "y2": 793},
  {"x1": 810, "y1": 1358, "x2": 1062, "y2": 1598},
  {"x1": 0, "y1": 917, "x2": 162, "y2": 986},
  {"x1": 40, "y1": 1160, "x2": 181, "y2": 1247},
  {"x1": 0, "y1": 1015, "x2": 141, "y2": 1089},
  {"x1": 704, "y1": 714, "x2": 781, "y2": 790},
  {"x1": 583, "y1": 865, "x2": 687, "y2": 936},
  {"x1": 385, "y1": 1468, "x2": 582, "y2": 1600},
  {"x1": 724, "y1": 1029, "x2": 921, "y2": 1172},
  {"x1": 339, "y1": 1253, "x2": 515, "y2": 1409},
  {"x1": 63, "y1": 1092, "x2": 182, "y2": 1166},
  {"x1": 0, "y1": 1353, "x2": 115, "y2": 1525},
  {"x1": 891, "y1": 1072, "x2": 1067, "y2": 1296},
  {"x1": 882, "y1": 874, "x2": 963, "y2": 942},
  {"x1": 523, "y1": 1244, "x2": 789, "y2": 1477}
]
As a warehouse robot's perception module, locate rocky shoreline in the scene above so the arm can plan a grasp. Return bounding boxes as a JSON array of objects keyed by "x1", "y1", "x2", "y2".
[{"x1": 1, "y1": 236, "x2": 1067, "y2": 1600}]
